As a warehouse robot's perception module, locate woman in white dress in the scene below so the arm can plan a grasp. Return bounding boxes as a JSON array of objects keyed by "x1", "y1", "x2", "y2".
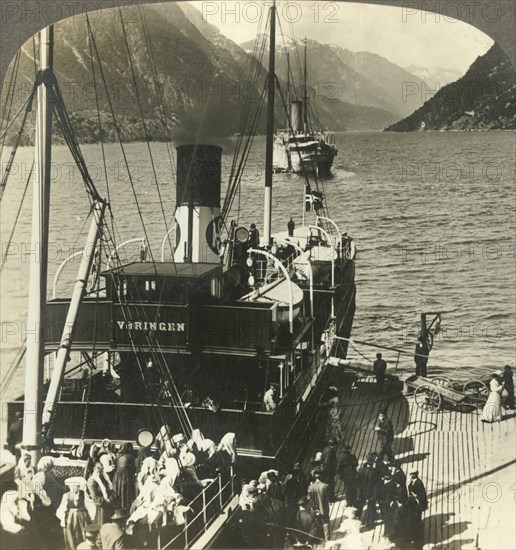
[{"x1": 481, "y1": 371, "x2": 504, "y2": 422}]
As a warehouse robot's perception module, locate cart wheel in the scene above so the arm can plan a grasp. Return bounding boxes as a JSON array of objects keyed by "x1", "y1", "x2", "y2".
[
  {"x1": 463, "y1": 380, "x2": 489, "y2": 408},
  {"x1": 414, "y1": 385, "x2": 441, "y2": 412},
  {"x1": 431, "y1": 376, "x2": 453, "y2": 388}
]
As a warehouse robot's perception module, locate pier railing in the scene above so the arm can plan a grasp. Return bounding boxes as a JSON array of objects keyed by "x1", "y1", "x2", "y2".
[
  {"x1": 159, "y1": 466, "x2": 235, "y2": 550},
  {"x1": 333, "y1": 336, "x2": 429, "y2": 372}
]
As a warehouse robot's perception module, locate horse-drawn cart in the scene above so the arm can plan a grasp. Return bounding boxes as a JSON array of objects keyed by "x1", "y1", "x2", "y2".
[{"x1": 405, "y1": 375, "x2": 489, "y2": 412}]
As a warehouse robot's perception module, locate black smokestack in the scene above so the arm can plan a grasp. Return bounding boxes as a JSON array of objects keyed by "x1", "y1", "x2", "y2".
[{"x1": 176, "y1": 144, "x2": 222, "y2": 207}]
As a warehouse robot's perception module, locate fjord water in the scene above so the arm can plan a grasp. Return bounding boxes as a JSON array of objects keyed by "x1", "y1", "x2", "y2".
[{"x1": 1, "y1": 131, "x2": 514, "y2": 400}]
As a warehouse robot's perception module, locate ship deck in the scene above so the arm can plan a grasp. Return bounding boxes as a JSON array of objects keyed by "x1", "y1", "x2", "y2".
[{"x1": 303, "y1": 370, "x2": 516, "y2": 549}]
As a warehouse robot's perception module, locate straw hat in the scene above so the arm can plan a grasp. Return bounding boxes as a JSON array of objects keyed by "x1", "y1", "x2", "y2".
[
  {"x1": 84, "y1": 524, "x2": 101, "y2": 535},
  {"x1": 111, "y1": 509, "x2": 128, "y2": 520}
]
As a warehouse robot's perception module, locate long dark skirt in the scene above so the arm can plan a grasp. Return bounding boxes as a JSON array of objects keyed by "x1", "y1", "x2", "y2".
[
  {"x1": 113, "y1": 469, "x2": 136, "y2": 510},
  {"x1": 63, "y1": 508, "x2": 89, "y2": 550}
]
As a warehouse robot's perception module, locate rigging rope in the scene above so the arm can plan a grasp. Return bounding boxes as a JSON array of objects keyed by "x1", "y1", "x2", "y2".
[
  {"x1": 0, "y1": 85, "x2": 36, "y2": 203},
  {"x1": 85, "y1": 15, "x2": 156, "y2": 266},
  {"x1": 50, "y1": 76, "x2": 102, "y2": 202},
  {"x1": 0, "y1": 160, "x2": 33, "y2": 273},
  {"x1": 138, "y1": 7, "x2": 176, "y2": 262},
  {"x1": 0, "y1": 49, "x2": 21, "y2": 159},
  {"x1": 223, "y1": 10, "x2": 269, "y2": 227},
  {"x1": 117, "y1": 7, "x2": 173, "y2": 266},
  {"x1": 138, "y1": 7, "x2": 176, "y2": 178},
  {"x1": 0, "y1": 338, "x2": 26, "y2": 398}
]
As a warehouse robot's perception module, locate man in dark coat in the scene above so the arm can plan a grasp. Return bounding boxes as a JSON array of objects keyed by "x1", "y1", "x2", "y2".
[
  {"x1": 321, "y1": 439, "x2": 337, "y2": 501},
  {"x1": 293, "y1": 497, "x2": 317, "y2": 547},
  {"x1": 373, "y1": 353, "x2": 387, "y2": 393},
  {"x1": 99, "y1": 509, "x2": 128, "y2": 549},
  {"x1": 283, "y1": 463, "x2": 308, "y2": 527},
  {"x1": 337, "y1": 444, "x2": 358, "y2": 507},
  {"x1": 374, "y1": 409, "x2": 395, "y2": 462},
  {"x1": 307, "y1": 469, "x2": 330, "y2": 540},
  {"x1": 503, "y1": 365, "x2": 514, "y2": 409},
  {"x1": 414, "y1": 336, "x2": 429, "y2": 377},
  {"x1": 357, "y1": 453, "x2": 379, "y2": 525},
  {"x1": 6, "y1": 412, "x2": 23, "y2": 462},
  {"x1": 403, "y1": 494, "x2": 425, "y2": 549},
  {"x1": 267, "y1": 470, "x2": 283, "y2": 501},
  {"x1": 408, "y1": 471, "x2": 428, "y2": 512},
  {"x1": 374, "y1": 455, "x2": 393, "y2": 521},
  {"x1": 390, "y1": 461, "x2": 408, "y2": 503},
  {"x1": 249, "y1": 223, "x2": 260, "y2": 248},
  {"x1": 254, "y1": 492, "x2": 286, "y2": 548},
  {"x1": 385, "y1": 496, "x2": 403, "y2": 542}
]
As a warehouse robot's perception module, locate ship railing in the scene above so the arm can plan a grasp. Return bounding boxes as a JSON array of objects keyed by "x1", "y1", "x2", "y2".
[
  {"x1": 159, "y1": 466, "x2": 236, "y2": 550},
  {"x1": 252, "y1": 248, "x2": 299, "y2": 286},
  {"x1": 315, "y1": 215, "x2": 356, "y2": 261}
]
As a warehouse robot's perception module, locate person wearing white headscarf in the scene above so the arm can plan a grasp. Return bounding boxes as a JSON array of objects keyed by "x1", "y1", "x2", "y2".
[
  {"x1": 56, "y1": 477, "x2": 91, "y2": 550},
  {"x1": 33, "y1": 456, "x2": 64, "y2": 508},
  {"x1": 149, "y1": 475, "x2": 182, "y2": 526},
  {"x1": 200, "y1": 433, "x2": 237, "y2": 477},
  {"x1": 14, "y1": 451, "x2": 34, "y2": 491},
  {"x1": 30, "y1": 456, "x2": 64, "y2": 547},
  {"x1": 85, "y1": 461, "x2": 114, "y2": 525},
  {"x1": 137, "y1": 457, "x2": 158, "y2": 494},
  {"x1": 239, "y1": 483, "x2": 258, "y2": 511},
  {"x1": 482, "y1": 371, "x2": 504, "y2": 422},
  {"x1": 156, "y1": 425, "x2": 174, "y2": 457},
  {"x1": 127, "y1": 461, "x2": 160, "y2": 537},
  {"x1": 187, "y1": 429, "x2": 217, "y2": 463},
  {"x1": 98, "y1": 440, "x2": 115, "y2": 479},
  {"x1": 217, "y1": 433, "x2": 237, "y2": 464}
]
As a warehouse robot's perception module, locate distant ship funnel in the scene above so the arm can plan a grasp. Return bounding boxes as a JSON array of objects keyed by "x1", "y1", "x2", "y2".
[
  {"x1": 174, "y1": 144, "x2": 222, "y2": 263},
  {"x1": 290, "y1": 100, "x2": 303, "y2": 133}
]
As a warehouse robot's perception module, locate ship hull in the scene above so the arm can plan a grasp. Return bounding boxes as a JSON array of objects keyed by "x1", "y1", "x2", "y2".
[
  {"x1": 274, "y1": 135, "x2": 338, "y2": 176},
  {"x1": 289, "y1": 142, "x2": 337, "y2": 176},
  {"x1": 5, "y1": 260, "x2": 356, "y2": 466}
]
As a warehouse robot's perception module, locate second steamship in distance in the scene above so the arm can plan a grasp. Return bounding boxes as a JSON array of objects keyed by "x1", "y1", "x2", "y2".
[{"x1": 273, "y1": 39, "x2": 338, "y2": 175}]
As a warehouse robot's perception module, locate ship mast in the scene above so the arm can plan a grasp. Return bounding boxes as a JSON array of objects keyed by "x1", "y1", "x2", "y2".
[
  {"x1": 23, "y1": 26, "x2": 54, "y2": 464},
  {"x1": 286, "y1": 52, "x2": 290, "y2": 127},
  {"x1": 263, "y1": 0, "x2": 276, "y2": 247},
  {"x1": 303, "y1": 37, "x2": 308, "y2": 133}
]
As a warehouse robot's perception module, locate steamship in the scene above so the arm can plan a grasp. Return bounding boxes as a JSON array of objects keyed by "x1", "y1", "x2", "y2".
[
  {"x1": 2, "y1": 3, "x2": 355, "y2": 547},
  {"x1": 273, "y1": 39, "x2": 338, "y2": 175}
]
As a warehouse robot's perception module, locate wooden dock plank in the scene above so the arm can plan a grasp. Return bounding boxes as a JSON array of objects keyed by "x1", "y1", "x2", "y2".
[{"x1": 311, "y1": 376, "x2": 515, "y2": 550}]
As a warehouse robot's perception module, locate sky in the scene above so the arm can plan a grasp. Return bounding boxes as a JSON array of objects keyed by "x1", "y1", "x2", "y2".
[{"x1": 189, "y1": 1, "x2": 494, "y2": 72}]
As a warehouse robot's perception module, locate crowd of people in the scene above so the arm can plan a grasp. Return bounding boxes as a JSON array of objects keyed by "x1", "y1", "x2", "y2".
[
  {"x1": 2, "y1": 429, "x2": 236, "y2": 550},
  {"x1": 234, "y1": 409, "x2": 428, "y2": 549}
]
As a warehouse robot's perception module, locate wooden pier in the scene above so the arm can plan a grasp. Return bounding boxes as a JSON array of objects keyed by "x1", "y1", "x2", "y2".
[{"x1": 303, "y1": 369, "x2": 516, "y2": 549}]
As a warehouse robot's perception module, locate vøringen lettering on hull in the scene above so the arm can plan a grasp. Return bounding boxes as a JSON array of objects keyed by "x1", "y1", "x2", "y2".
[{"x1": 116, "y1": 321, "x2": 186, "y2": 332}]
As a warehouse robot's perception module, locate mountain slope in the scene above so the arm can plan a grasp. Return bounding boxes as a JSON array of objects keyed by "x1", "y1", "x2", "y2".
[
  {"x1": 241, "y1": 37, "x2": 428, "y2": 117},
  {"x1": 6, "y1": 3, "x2": 266, "y2": 144},
  {"x1": 386, "y1": 44, "x2": 516, "y2": 131},
  {"x1": 404, "y1": 65, "x2": 463, "y2": 88}
]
